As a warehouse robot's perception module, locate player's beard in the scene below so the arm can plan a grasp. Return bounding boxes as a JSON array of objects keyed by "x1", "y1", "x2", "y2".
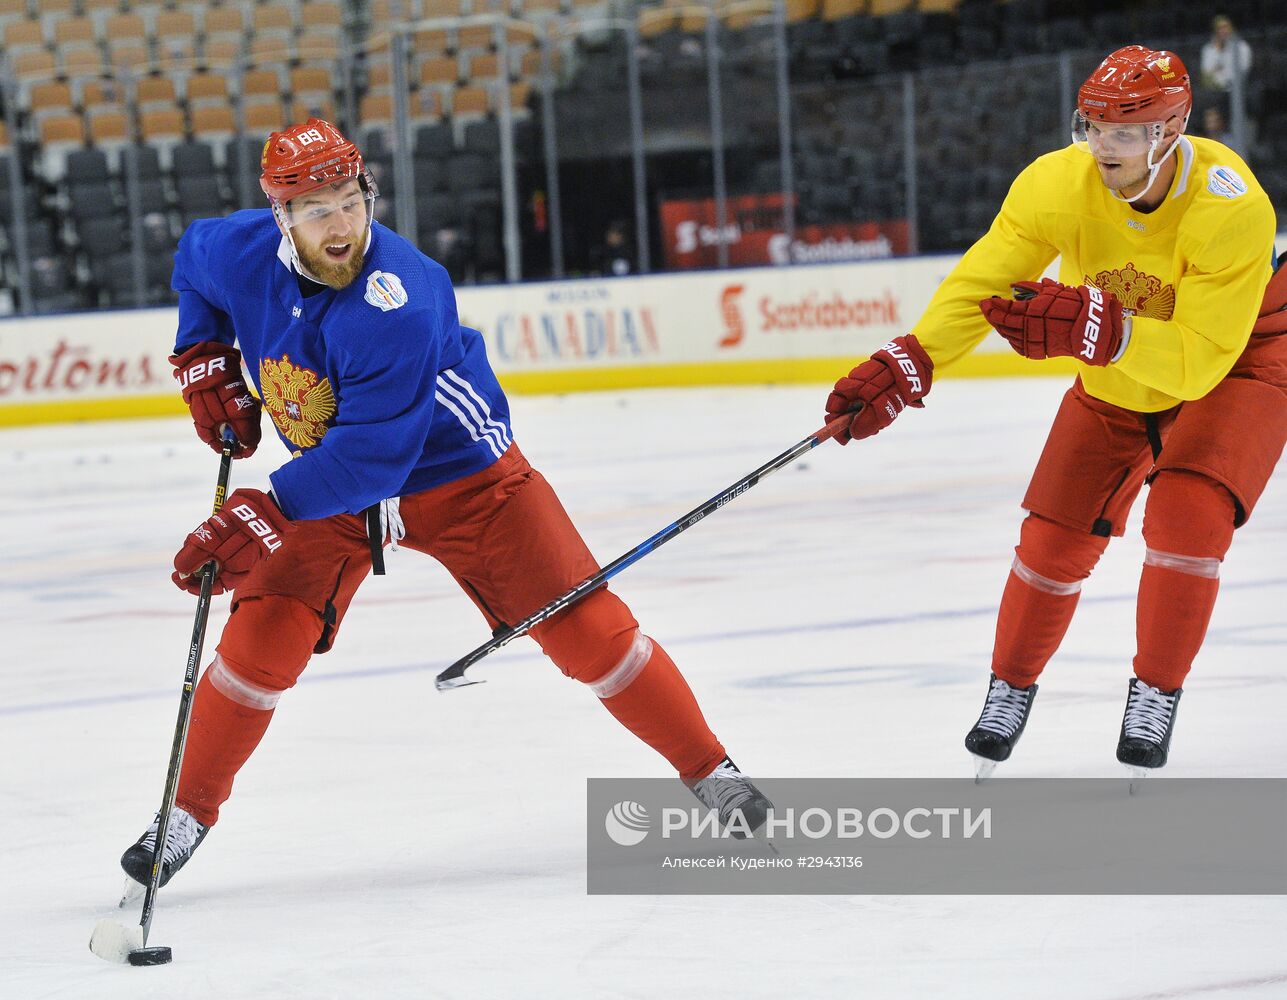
[{"x1": 295, "y1": 224, "x2": 369, "y2": 290}]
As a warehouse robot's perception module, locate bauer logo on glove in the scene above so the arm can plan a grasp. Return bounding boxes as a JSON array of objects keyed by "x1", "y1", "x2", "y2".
[
  {"x1": 823, "y1": 334, "x2": 934, "y2": 444},
  {"x1": 979, "y1": 278, "x2": 1126, "y2": 366},
  {"x1": 174, "y1": 355, "x2": 228, "y2": 391},
  {"x1": 170, "y1": 342, "x2": 263, "y2": 458},
  {"x1": 172, "y1": 488, "x2": 293, "y2": 595},
  {"x1": 228, "y1": 501, "x2": 286, "y2": 552}
]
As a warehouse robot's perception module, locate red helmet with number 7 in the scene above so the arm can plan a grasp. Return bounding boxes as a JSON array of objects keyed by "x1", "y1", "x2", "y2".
[
  {"x1": 1076, "y1": 45, "x2": 1192, "y2": 129},
  {"x1": 259, "y1": 118, "x2": 377, "y2": 207}
]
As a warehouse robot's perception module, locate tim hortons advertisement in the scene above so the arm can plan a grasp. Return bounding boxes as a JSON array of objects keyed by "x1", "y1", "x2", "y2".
[
  {"x1": 0, "y1": 250, "x2": 991, "y2": 423},
  {"x1": 659, "y1": 194, "x2": 911, "y2": 270},
  {"x1": 0, "y1": 310, "x2": 175, "y2": 412}
]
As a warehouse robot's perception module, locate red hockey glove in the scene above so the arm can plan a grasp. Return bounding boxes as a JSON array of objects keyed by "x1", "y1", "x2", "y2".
[
  {"x1": 172, "y1": 488, "x2": 293, "y2": 595},
  {"x1": 824, "y1": 335, "x2": 934, "y2": 444},
  {"x1": 171, "y1": 342, "x2": 262, "y2": 458},
  {"x1": 980, "y1": 279, "x2": 1125, "y2": 366}
]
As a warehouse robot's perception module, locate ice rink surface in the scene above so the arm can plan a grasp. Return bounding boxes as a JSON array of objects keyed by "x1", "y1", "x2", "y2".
[{"x1": 2, "y1": 380, "x2": 1285, "y2": 999}]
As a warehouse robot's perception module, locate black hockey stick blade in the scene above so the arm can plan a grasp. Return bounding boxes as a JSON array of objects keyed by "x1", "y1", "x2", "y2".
[
  {"x1": 434, "y1": 414, "x2": 853, "y2": 692},
  {"x1": 436, "y1": 671, "x2": 486, "y2": 691}
]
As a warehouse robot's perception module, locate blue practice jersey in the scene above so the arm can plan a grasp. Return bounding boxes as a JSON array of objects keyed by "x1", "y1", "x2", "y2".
[{"x1": 172, "y1": 210, "x2": 513, "y2": 522}]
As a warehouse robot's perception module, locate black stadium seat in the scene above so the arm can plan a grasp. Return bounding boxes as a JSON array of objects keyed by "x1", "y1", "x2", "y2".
[
  {"x1": 78, "y1": 216, "x2": 129, "y2": 261},
  {"x1": 415, "y1": 121, "x2": 454, "y2": 158},
  {"x1": 176, "y1": 174, "x2": 225, "y2": 216},
  {"x1": 29, "y1": 255, "x2": 82, "y2": 313},
  {"x1": 172, "y1": 142, "x2": 218, "y2": 178},
  {"x1": 65, "y1": 148, "x2": 112, "y2": 184},
  {"x1": 413, "y1": 157, "x2": 447, "y2": 193},
  {"x1": 69, "y1": 181, "x2": 119, "y2": 221},
  {"x1": 462, "y1": 118, "x2": 500, "y2": 156}
]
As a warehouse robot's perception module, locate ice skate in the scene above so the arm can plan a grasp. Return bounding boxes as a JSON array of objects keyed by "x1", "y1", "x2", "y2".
[
  {"x1": 120, "y1": 806, "x2": 209, "y2": 889},
  {"x1": 686, "y1": 757, "x2": 772, "y2": 838},
  {"x1": 1117, "y1": 678, "x2": 1182, "y2": 791},
  {"x1": 964, "y1": 674, "x2": 1038, "y2": 781}
]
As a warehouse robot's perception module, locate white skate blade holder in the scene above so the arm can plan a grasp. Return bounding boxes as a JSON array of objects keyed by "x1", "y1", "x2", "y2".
[
  {"x1": 119, "y1": 877, "x2": 144, "y2": 909},
  {"x1": 1127, "y1": 765, "x2": 1151, "y2": 796},
  {"x1": 972, "y1": 757, "x2": 998, "y2": 783}
]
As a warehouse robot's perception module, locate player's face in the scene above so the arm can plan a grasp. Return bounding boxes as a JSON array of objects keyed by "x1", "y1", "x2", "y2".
[
  {"x1": 1085, "y1": 119, "x2": 1179, "y2": 197},
  {"x1": 286, "y1": 180, "x2": 371, "y2": 290}
]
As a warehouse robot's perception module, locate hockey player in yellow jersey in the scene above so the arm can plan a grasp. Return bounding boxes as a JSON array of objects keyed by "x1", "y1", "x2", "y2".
[{"x1": 824, "y1": 45, "x2": 1286, "y2": 778}]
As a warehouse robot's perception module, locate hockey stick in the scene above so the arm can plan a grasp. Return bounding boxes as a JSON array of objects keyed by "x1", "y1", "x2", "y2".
[
  {"x1": 90, "y1": 428, "x2": 237, "y2": 967},
  {"x1": 435, "y1": 413, "x2": 853, "y2": 692}
]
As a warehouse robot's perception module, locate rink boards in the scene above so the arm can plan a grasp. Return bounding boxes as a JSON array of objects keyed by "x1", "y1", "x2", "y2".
[{"x1": 0, "y1": 248, "x2": 1104, "y2": 426}]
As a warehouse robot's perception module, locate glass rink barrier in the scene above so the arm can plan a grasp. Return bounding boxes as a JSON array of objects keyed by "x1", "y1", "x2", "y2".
[{"x1": 0, "y1": 1, "x2": 1276, "y2": 315}]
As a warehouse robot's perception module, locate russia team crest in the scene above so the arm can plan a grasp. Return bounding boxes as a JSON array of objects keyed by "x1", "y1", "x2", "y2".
[{"x1": 365, "y1": 270, "x2": 408, "y2": 311}]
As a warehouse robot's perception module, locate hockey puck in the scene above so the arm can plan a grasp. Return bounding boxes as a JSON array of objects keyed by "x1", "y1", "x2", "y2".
[{"x1": 127, "y1": 946, "x2": 173, "y2": 966}]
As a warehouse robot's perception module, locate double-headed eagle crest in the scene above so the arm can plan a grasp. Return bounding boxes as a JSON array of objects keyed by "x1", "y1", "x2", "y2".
[
  {"x1": 1085, "y1": 263, "x2": 1176, "y2": 320},
  {"x1": 259, "y1": 355, "x2": 336, "y2": 448}
]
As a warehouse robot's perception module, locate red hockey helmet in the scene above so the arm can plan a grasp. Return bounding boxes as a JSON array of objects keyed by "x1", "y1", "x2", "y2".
[
  {"x1": 259, "y1": 118, "x2": 376, "y2": 206},
  {"x1": 1077, "y1": 45, "x2": 1192, "y2": 129}
]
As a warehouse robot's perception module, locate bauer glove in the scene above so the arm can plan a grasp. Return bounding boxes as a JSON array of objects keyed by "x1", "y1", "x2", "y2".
[
  {"x1": 172, "y1": 488, "x2": 292, "y2": 595},
  {"x1": 171, "y1": 341, "x2": 262, "y2": 458},
  {"x1": 980, "y1": 279, "x2": 1126, "y2": 366},
  {"x1": 824, "y1": 334, "x2": 934, "y2": 444}
]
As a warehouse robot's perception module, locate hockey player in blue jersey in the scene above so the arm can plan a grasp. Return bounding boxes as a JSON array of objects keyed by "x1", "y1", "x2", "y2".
[{"x1": 122, "y1": 119, "x2": 769, "y2": 885}]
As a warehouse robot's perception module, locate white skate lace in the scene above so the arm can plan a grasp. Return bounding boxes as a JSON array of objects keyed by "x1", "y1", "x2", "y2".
[
  {"x1": 379, "y1": 497, "x2": 405, "y2": 552},
  {"x1": 692, "y1": 763, "x2": 756, "y2": 820},
  {"x1": 1123, "y1": 683, "x2": 1176, "y2": 743},
  {"x1": 139, "y1": 807, "x2": 203, "y2": 866},
  {"x1": 976, "y1": 678, "x2": 1031, "y2": 738}
]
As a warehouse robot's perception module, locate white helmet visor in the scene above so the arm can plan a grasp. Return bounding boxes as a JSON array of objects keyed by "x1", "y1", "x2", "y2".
[
  {"x1": 281, "y1": 185, "x2": 375, "y2": 232},
  {"x1": 1071, "y1": 111, "x2": 1169, "y2": 157}
]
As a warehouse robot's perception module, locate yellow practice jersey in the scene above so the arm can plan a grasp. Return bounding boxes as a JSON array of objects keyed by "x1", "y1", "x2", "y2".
[{"x1": 911, "y1": 136, "x2": 1278, "y2": 412}]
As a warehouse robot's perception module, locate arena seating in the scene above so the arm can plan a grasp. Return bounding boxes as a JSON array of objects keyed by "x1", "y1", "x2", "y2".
[{"x1": 0, "y1": 0, "x2": 1280, "y2": 310}]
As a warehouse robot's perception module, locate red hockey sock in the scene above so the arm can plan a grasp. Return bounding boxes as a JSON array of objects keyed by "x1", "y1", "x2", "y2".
[
  {"x1": 1134, "y1": 472, "x2": 1235, "y2": 692},
  {"x1": 175, "y1": 597, "x2": 320, "y2": 826},
  {"x1": 593, "y1": 634, "x2": 726, "y2": 784},
  {"x1": 175, "y1": 665, "x2": 274, "y2": 827},
  {"x1": 532, "y1": 587, "x2": 726, "y2": 783},
  {"x1": 991, "y1": 514, "x2": 1109, "y2": 688}
]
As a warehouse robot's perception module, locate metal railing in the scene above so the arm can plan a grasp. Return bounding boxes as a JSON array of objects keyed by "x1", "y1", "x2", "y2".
[{"x1": 0, "y1": 6, "x2": 1271, "y2": 316}]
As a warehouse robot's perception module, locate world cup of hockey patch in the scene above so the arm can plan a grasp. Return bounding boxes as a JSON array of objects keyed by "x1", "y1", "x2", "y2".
[
  {"x1": 1207, "y1": 165, "x2": 1248, "y2": 200},
  {"x1": 364, "y1": 270, "x2": 408, "y2": 311}
]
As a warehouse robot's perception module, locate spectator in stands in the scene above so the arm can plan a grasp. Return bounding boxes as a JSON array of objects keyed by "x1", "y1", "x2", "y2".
[
  {"x1": 1199, "y1": 107, "x2": 1230, "y2": 142},
  {"x1": 1200, "y1": 15, "x2": 1252, "y2": 95},
  {"x1": 1201, "y1": 106, "x2": 1235, "y2": 148},
  {"x1": 588, "y1": 220, "x2": 634, "y2": 278},
  {"x1": 430, "y1": 225, "x2": 470, "y2": 284}
]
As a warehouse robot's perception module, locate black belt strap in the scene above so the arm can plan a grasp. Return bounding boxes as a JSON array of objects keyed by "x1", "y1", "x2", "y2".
[
  {"x1": 1144, "y1": 412, "x2": 1164, "y2": 462},
  {"x1": 366, "y1": 503, "x2": 385, "y2": 575}
]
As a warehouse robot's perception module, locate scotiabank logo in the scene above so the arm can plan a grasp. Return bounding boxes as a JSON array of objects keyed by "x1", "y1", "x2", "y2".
[
  {"x1": 676, "y1": 219, "x2": 742, "y2": 255},
  {"x1": 718, "y1": 284, "x2": 746, "y2": 348}
]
